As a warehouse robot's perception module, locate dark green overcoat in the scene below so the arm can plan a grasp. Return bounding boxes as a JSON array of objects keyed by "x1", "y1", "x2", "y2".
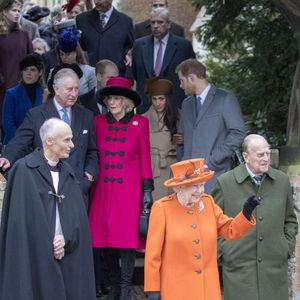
[{"x1": 211, "y1": 164, "x2": 298, "y2": 300}]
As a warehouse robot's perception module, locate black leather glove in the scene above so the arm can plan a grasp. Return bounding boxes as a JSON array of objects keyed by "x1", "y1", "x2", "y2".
[
  {"x1": 147, "y1": 291, "x2": 161, "y2": 300},
  {"x1": 243, "y1": 195, "x2": 261, "y2": 220},
  {"x1": 142, "y1": 179, "x2": 154, "y2": 210}
]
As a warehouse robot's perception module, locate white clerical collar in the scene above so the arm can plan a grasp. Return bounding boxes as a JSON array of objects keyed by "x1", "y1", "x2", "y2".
[{"x1": 44, "y1": 154, "x2": 59, "y2": 167}]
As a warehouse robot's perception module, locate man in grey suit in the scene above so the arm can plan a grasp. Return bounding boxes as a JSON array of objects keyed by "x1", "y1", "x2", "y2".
[{"x1": 176, "y1": 58, "x2": 245, "y2": 193}]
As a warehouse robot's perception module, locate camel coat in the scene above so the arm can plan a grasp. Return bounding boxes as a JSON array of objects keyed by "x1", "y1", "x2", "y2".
[
  {"x1": 144, "y1": 106, "x2": 177, "y2": 200},
  {"x1": 144, "y1": 193, "x2": 255, "y2": 300}
]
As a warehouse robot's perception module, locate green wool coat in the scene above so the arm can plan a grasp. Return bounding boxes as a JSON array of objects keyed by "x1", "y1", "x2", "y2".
[{"x1": 211, "y1": 164, "x2": 298, "y2": 300}]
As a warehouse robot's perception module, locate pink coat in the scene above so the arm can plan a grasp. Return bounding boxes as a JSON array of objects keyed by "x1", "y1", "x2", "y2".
[{"x1": 88, "y1": 113, "x2": 152, "y2": 249}]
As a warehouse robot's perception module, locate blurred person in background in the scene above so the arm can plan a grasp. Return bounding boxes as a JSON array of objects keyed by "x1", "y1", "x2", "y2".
[
  {"x1": 3, "y1": 53, "x2": 44, "y2": 144},
  {"x1": 32, "y1": 37, "x2": 50, "y2": 55},
  {"x1": 143, "y1": 78, "x2": 183, "y2": 200},
  {"x1": 63, "y1": 0, "x2": 85, "y2": 19},
  {"x1": 0, "y1": 0, "x2": 33, "y2": 139},
  {"x1": 49, "y1": 28, "x2": 96, "y2": 96}
]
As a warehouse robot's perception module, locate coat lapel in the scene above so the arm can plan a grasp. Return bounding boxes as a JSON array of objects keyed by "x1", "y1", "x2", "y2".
[
  {"x1": 88, "y1": 9, "x2": 102, "y2": 34},
  {"x1": 102, "y1": 8, "x2": 119, "y2": 33},
  {"x1": 142, "y1": 36, "x2": 154, "y2": 77},
  {"x1": 161, "y1": 34, "x2": 177, "y2": 75},
  {"x1": 195, "y1": 85, "x2": 217, "y2": 126}
]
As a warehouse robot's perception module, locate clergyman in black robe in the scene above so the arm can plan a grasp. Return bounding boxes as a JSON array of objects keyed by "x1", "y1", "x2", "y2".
[{"x1": 0, "y1": 118, "x2": 96, "y2": 300}]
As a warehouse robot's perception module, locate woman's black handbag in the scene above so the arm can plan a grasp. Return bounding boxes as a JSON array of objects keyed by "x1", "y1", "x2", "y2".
[{"x1": 138, "y1": 208, "x2": 150, "y2": 240}]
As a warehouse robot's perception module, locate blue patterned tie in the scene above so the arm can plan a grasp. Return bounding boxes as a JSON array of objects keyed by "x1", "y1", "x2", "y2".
[
  {"x1": 195, "y1": 96, "x2": 202, "y2": 116},
  {"x1": 61, "y1": 108, "x2": 70, "y2": 125}
]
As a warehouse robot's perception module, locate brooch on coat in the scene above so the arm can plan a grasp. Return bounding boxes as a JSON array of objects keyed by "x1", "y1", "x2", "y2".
[
  {"x1": 132, "y1": 121, "x2": 138, "y2": 126},
  {"x1": 198, "y1": 200, "x2": 205, "y2": 213}
]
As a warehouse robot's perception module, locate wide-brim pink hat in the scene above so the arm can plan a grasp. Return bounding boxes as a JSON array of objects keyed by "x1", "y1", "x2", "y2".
[
  {"x1": 164, "y1": 158, "x2": 215, "y2": 188},
  {"x1": 96, "y1": 76, "x2": 142, "y2": 108}
]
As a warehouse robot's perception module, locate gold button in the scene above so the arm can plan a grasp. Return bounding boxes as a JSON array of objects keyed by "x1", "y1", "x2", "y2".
[
  {"x1": 191, "y1": 224, "x2": 197, "y2": 229},
  {"x1": 187, "y1": 210, "x2": 193, "y2": 215},
  {"x1": 195, "y1": 269, "x2": 202, "y2": 274},
  {"x1": 194, "y1": 239, "x2": 200, "y2": 244},
  {"x1": 195, "y1": 253, "x2": 201, "y2": 259}
]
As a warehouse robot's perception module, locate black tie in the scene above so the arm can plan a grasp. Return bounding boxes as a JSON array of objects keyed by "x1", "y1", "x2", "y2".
[{"x1": 195, "y1": 96, "x2": 202, "y2": 116}]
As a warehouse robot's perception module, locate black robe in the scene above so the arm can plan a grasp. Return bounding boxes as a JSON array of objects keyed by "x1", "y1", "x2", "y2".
[{"x1": 0, "y1": 149, "x2": 96, "y2": 300}]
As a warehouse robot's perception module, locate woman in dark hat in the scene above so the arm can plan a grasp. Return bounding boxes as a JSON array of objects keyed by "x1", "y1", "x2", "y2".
[
  {"x1": 0, "y1": 0, "x2": 33, "y2": 135},
  {"x1": 144, "y1": 158, "x2": 260, "y2": 300},
  {"x1": 88, "y1": 76, "x2": 153, "y2": 300},
  {"x1": 48, "y1": 28, "x2": 96, "y2": 96},
  {"x1": 2, "y1": 53, "x2": 44, "y2": 144},
  {"x1": 63, "y1": 0, "x2": 85, "y2": 19},
  {"x1": 144, "y1": 78, "x2": 184, "y2": 200}
]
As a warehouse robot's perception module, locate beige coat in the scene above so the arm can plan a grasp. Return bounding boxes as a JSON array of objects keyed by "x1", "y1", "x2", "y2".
[{"x1": 144, "y1": 106, "x2": 177, "y2": 200}]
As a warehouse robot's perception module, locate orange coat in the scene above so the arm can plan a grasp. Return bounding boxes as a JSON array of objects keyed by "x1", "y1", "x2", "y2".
[{"x1": 144, "y1": 193, "x2": 255, "y2": 300}]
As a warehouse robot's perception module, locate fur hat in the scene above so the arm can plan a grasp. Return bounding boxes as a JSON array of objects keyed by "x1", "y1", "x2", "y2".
[
  {"x1": 57, "y1": 28, "x2": 80, "y2": 53},
  {"x1": 19, "y1": 53, "x2": 43, "y2": 71},
  {"x1": 97, "y1": 77, "x2": 142, "y2": 108},
  {"x1": 164, "y1": 159, "x2": 214, "y2": 188},
  {"x1": 145, "y1": 78, "x2": 173, "y2": 96}
]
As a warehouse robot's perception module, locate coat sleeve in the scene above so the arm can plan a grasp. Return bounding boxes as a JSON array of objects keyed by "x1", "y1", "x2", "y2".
[
  {"x1": 144, "y1": 201, "x2": 166, "y2": 292},
  {"x1": 3, "y1": 109, "x2": 35, "y2": 164},
  {"x1": 83, "y1": 111, "x2": 99, "y2": 179},
  {"x1": 284, "y1": 180, "x2": 298, "y2": 256},
  {"x1": 209, "y1": 196, "x2": 255, "y2": 240},
  {"x1": 2, "y1": 89, "x2": 17, "y2": 144},
  {"x1": 207, "y1": 92, "x2": 245, "y2": 169},
  {"x1": 138, "y1": 117, "x2": 152, "y2": 179}
]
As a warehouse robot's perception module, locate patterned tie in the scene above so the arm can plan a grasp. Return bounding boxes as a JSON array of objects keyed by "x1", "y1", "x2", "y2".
[
  {"x1": 99, "y1": 12, "x2": 106, "y2": 29},
  {"x1": 154, "y1": 40, "x2": 163, "y2": 76},
  {"x1": 61, "y1": 108, "x2": 70, "y2": 125},
  {"x1": 253, "y1": 175, "x2": 262, "y2": 186},
  {"x1": 195, "y1": 96, "x2": 202, "y2": 116}
]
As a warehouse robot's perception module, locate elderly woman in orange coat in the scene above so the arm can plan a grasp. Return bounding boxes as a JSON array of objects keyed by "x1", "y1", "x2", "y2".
[{"x1": 144, "y1": 158, "x2": 260, "y2": 300}]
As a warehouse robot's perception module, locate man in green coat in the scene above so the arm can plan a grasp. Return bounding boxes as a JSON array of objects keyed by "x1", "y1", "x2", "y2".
[{"x1": 211, "y1": 134, "x2": 298, "y2": 300}]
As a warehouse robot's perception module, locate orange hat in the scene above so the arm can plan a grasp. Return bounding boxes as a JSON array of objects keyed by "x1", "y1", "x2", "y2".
[{"x1": 164, "y1": 158, "x2": 214, "y2": 188}]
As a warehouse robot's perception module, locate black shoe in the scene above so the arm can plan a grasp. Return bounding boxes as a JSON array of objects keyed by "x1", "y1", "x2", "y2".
[{"x1": 100, "y1": 284, "x2": 110, "y2": 295}]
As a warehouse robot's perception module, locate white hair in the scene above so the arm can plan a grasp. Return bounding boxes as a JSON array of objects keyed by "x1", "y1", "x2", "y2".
[
  {"x1": 39, "y1": 118, "x2": 69, "y2": 143},
  {"x1": 52, "y1": 68, "x2": 79, "y2": 89}
]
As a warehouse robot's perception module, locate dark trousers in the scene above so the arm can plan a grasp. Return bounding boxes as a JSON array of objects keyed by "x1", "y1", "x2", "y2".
[
  {"x1": 93, "y1": 248, "x2": 110, "y2": 287},
  {"x1": 103, "y1": 248, "x2": 136, "y2": 300}
]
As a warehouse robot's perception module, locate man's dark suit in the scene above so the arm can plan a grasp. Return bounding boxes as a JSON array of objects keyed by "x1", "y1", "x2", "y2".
[
  {"x1": 76, "y1": 8, "x2": 134, "y2": 74},
  {"x1": 2, "y1": 99, "x2": 98, "y2": 203},
  {"x1": 132, "y1": 34, "x2": 195, "y2": 113},
  {"x1": 79, "y1": 88, "x2": 102, "y2": 116},
  {"x1": 134, "y1": 19, "x2": 184, "y2": 39}
]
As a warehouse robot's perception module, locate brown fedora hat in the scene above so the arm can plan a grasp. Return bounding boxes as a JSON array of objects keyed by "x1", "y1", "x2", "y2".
[{"x1": 164, "y1": 158, "x2": 214, "y2": 188}]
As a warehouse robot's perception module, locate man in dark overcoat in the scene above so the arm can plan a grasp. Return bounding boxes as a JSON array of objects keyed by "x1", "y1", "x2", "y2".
[
  {"x1": 211, "y1": 134, "x2": 298, "y2": 300},
  {"x1": 0, "y1": 118, "x2": 96, "y2": 300},
  {"x1": 0, "y1": 65, "x2": 98, "y2": 207}
]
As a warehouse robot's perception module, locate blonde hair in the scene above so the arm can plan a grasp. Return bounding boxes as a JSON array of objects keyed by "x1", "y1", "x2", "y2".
[{"x1": 0, "y1": 0, "x2": 22, "y2": 35}]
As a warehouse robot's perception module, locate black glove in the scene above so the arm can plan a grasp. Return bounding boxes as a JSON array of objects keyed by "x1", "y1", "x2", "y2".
[
  {"x1": 147, "y1": 291, "x2": 161, "y2": 300},
  {"x1": 142, "y1": 179, "x2": 154, "y2": 210},
  {"x1": 243, "y1": 195, "x2": 261, "y2": 220}
]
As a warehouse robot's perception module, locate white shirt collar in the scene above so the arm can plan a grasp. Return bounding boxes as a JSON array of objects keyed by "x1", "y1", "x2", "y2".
[
  {"x1": 53, "y1": 98, "x2": 71, "y2": 113},
  {"x1": 102, "y1": 6, "x2": 113, "y2": 20},
  {"x1": 197, "y1": 83, "x2": 211, "y2": 104},
  {"x1": 154, "y1": 33, "x2": 169, "y2": 45}
]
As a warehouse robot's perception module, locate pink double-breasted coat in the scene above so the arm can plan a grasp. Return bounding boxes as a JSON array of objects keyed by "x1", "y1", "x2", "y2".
[{"x1": 88, "y1": 113, "x2": 152, "y2": 249}]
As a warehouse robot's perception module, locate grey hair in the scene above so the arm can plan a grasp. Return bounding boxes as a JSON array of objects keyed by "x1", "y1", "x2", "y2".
[
  {"x1": 40, "y1": 118, "x2": 69, "y2": 143},
  {"x1": 150, "y1": 7, "x2": 170, "y2": 22},
  {"x1": 52, "y1": 68, "x2": 79, "y2": 89},
  {"x1": 32, "y1": 37, "x2": 50, "y2": 53},
  {"x1": 242, "y1": 134, "x2": 270, "y2": 153}
]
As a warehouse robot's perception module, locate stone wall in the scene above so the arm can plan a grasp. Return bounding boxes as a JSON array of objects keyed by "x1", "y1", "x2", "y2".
[{"x1": 121, "y1": 0, "x2": 198, "y2": 40}]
